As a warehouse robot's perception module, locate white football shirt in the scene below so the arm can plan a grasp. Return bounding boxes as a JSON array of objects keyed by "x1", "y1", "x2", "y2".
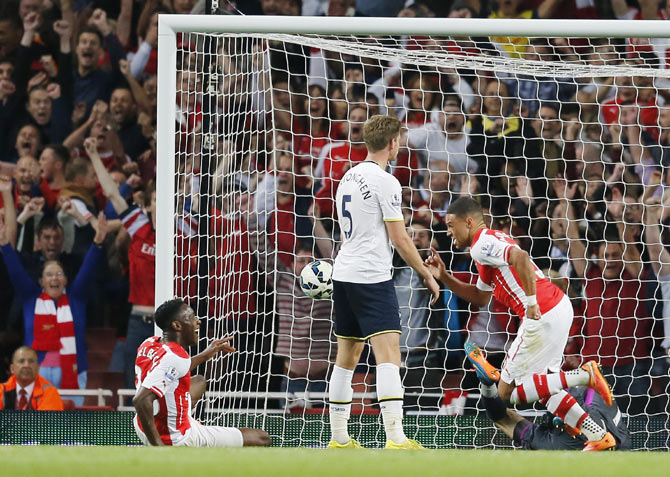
[{"x1": 333, "y1": 161, "x2": 403, "y2": 283}]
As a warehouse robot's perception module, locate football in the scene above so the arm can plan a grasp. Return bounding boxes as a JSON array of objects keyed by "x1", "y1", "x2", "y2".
[{"x1": 299, "y1": 260, "x2": 333, "y2": 299}]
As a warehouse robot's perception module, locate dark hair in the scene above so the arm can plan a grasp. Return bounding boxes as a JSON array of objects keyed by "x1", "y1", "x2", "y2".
[
  {"x1": 0, "y1": 1, "x2": 21, "y2": 29},
  {"x1": 37, "y1": 215, "x2": 63, "y2": 238},
  {"x1": 155, "y1": 298, "x2": 186, "y2": 331},
  {"x1": 77, "y1": 25, "x2": 103, "y2": 45},
  {"x1": 295, "y1": 241, "x2": 313, "y2": 255},
  {"x1": 443, "y1": 93, "x2": 463, "y2": 111},
  {"x1": 447, "y1": 197, "x2": 483, "y2": 218},
  {"x1": 44, "y1": 144, "x2": 70, "y2": 165}
]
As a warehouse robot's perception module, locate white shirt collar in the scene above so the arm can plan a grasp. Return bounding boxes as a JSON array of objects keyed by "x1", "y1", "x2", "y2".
[{"x1": 16, "y1": 381, "x2": 35, "y2": 401}]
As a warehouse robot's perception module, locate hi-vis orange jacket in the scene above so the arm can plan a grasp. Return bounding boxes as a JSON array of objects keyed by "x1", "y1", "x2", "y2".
[{"x1": 0, "y1": 374, "x2": 64, "y2": 410}]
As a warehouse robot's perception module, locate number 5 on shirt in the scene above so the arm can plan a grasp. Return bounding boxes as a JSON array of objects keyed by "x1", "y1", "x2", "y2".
[{"x1": 341, "y1": 195, "x2": 352, "y2": 238}]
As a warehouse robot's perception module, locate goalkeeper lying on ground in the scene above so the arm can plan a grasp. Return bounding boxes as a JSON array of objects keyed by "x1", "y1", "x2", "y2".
[{"x1": 477, "y1": 371, "x2": 632, "y2": 450}]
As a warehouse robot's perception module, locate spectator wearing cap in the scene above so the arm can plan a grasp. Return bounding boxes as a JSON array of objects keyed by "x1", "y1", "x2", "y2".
[{"x1": 0, "y1": 346, "x2": 63, "y2": 410}]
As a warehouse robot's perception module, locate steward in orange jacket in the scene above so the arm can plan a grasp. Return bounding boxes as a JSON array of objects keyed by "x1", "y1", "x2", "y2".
[{"x1": 0, "y1": 346, "x2": 64, "y2": 411}]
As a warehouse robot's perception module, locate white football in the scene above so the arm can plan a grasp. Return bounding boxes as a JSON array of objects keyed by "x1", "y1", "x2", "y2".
[{"x1": 299, "y1": 260, "x2": 333, "y2": 299}]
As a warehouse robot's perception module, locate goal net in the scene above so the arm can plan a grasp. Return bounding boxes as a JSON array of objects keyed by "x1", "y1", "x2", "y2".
[{"x1": 157, "y1": 16, "x2": 670, "y2": 450}]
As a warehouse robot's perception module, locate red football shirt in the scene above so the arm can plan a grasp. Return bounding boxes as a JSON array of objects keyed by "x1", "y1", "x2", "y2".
[
  {"x1": 470, "y1": 228, "x2": 564, "y2": 319},
  {"x1": 121, "y1": 207, "x2": 156, "y2": 307},
  {"x1": 134, "y1": 336, "x2": 192, "y2": 445},
  {"x1": 579, "y1": 266, "x2": 651, "y2": 367}
]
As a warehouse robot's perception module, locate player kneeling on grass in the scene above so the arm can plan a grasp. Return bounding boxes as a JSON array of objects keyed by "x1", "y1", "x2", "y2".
[{"x1": 132, "y1": 299, "x2": 271, "y2": 447}]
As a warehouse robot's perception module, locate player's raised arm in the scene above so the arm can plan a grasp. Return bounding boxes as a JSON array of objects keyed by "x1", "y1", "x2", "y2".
[
  {"x1": 190, "y1": 336, "x2": 236, "y2": 371},
  {"x1": 424, "y1": 247, "x2": 491, "y2": 307},
  {"x1": 506, "y1": 247, "x2": 539, "y2": 319},
  {"x1": 386, "y1": 220, "x2": 439, "y2": 305}
]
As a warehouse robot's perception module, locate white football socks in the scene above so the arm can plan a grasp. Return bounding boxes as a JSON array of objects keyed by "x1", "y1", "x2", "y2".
[
  {"x1": 328, "y1": 365, "x2": 354, "y2": 445},
  {"x1": 376, "y1": 362, "x2": 407, "y2": 444}
]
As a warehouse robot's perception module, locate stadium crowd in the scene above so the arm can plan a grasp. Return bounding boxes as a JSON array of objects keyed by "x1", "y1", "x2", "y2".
[{"x1": 0, "y1": 0, "x2": 668, "y2": 418}]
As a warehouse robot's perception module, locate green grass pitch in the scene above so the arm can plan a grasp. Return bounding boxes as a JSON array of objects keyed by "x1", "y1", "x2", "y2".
[{"x1": 2, "y1": 446, "x2": 669, "y2": 477}]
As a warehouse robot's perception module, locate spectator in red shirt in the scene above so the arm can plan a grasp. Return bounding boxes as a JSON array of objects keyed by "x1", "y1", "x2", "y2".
[
  {"x1": 268, "y1": 152, "x2": 314, "y2": 268},
  {"x1": 601, "y1": 72, "x2": 659, "y2": 140},
  {"x1": 562, "y1": 184, "x2": 652, "y2": 415},
  {"x1": 209, "y1": 188, "x2": 256, "y2": 321},
  {"x1": 293, "y1": 84, "x2": 332, "y2": 182},
  {"x1": 313, "y1": 105, "x2": 368, "y2": 218},
  {"x1": 38, "y1": 143, "x2": 67, "y2": 210},
  {"x1": 401, "y1": 75, "x2": 439, "y2": 129},
  {"x1": 84, "y1": 136, "x2": 156, "y2": 388}
]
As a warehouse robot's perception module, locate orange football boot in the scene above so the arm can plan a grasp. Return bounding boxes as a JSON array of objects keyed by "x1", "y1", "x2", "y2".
[
  {"x1": 581, "y1": 361, "x2": 613, "y2": 406},
  {"x1": 583, "y1": 432, "x2": 616, "y2": 452}
]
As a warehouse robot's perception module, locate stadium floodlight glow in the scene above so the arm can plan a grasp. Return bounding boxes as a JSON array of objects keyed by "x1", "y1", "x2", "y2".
[{"x1": 157, "y1": 14, "x2": 670, "y2": 449}]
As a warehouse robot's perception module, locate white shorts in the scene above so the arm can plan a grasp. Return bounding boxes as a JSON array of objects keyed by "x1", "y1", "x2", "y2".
[
  {"x1": 500, "y1": 295, "x2": 573, "y2": 385},
  {"x1": 134, "y1": 417, "x2": 244, "y2": 447}
]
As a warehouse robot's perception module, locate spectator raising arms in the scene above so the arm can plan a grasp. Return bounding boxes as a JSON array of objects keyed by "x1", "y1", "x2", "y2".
[
  {"x1": 84, "y1": 137, "x2": 156, "y2": 389},
  {"x1": 0, "y1": 203, "x2": 107, "y2": 392}
]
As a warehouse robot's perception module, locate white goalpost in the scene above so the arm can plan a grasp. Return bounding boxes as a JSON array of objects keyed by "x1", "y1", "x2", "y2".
[{"x1": 157, "y1": 14, "x2": 670, "y2": 449}]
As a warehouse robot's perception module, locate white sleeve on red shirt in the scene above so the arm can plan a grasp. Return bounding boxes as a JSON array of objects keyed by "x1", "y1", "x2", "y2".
[
  {"x1": 141, "y1": 351, "x2": 190, "y2": 398},
  {"x1": 476, "y1": 277, "x2": 494, "y2": 292},
  {"x1": 470, "y1": 233, "x2": 513, "y2": 269},
  {"x1": 120, "y1": 206, "x2": 151, "y2": 238}
]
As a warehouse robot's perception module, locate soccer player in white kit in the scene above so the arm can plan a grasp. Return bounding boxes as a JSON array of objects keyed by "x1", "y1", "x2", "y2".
[
  {"x1": 425, "y1": 197, "x2": 617, "y2": 451},
  {"x1": 327, "y1": 115, "x2": 440, "y2": 449},
  {"x1": 133, "y1": 298, "x2": 270, "y2": 447}
]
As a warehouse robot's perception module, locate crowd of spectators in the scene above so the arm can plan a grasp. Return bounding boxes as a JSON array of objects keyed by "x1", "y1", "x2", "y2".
[{"x1": 0, "y1": 0, "x2": 669, "y2": 418}]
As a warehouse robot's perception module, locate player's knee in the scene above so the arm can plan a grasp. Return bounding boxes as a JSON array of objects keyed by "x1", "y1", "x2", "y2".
[{"x1": 241, "y1": 429, "x2": 271, "y2": 447}]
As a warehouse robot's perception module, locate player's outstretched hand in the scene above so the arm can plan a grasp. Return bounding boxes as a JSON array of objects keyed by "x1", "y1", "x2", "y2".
[
  {"x1": 424, "y1": 247, "x2": 446, "y2": 282},
  {"x1": 204, "y1": 336, "x2": 236, "y2": 360},
  {"x1": 526, "y1": 304, "x2": 541, "y2": 320}
]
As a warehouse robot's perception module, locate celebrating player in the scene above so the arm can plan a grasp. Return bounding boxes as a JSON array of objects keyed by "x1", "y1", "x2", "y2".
[
  {"x1": 328, "y1": 115, "x2": 440, "y2": 449},
  {"x1": 425, "y1": 197, "x2": 616, "y2": 451},
  {"x1": 132, "y1": 298, "x2": 271, "y2": 447}
]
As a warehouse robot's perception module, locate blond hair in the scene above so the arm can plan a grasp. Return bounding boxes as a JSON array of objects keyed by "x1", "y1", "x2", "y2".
[{"x1": 363, "y1": 115, "x2": 401, "y2": 153}]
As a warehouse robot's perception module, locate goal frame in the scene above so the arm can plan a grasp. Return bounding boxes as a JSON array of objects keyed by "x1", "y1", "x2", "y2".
[{"x1": 155, "y1": 13, "x2": 670, "y2": 306}]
